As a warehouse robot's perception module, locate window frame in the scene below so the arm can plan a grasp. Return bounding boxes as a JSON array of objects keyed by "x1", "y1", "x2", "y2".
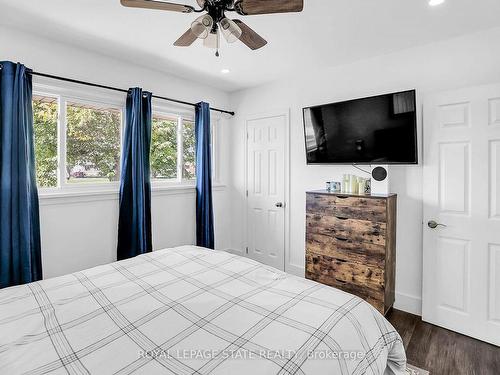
[
  {"x1": 32, "y1": 79, "x2": 223, "y2": 197},
  {"x1": 62, "y1": 96, "x2": 124, "y2": 190},
  {"x1": 150, "y1": 108, "x2": 192, "y2": 187},
  {"x1": 33, "y1": 81, "x2": 126, "y2": 194},
  {"x1": 31, "y1": 94, "x2": 59, "y2": 190}
]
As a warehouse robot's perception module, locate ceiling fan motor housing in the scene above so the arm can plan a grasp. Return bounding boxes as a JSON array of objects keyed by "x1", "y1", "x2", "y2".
[{"x1": 204, "y1": 1, "x2": 234, "y2": 30}]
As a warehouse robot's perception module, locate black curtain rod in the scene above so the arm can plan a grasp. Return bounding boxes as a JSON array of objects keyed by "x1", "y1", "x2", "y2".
[{"x1": 28, "y1": 71, "x2": 235, "y2": 116}]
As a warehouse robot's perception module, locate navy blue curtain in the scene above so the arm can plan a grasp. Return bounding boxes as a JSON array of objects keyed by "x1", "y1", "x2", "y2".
[
  {"x1": 117, "y1": 88, "x2": 152, "y2": 260},
  {"x1": 195, "y1": 102, "x2": 214, "y2": 249},
  {"x1": 0, "y1": 61, "x2": 42, "y2": 288}
]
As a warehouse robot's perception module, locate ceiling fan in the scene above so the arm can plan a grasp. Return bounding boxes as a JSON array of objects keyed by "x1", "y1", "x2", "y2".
[{"x1": 120, "y1": 0, "x2": 304, "y2": 56}]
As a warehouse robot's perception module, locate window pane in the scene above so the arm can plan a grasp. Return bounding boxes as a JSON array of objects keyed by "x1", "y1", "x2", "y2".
[
  {"x1": 151, "y1": 115, "x2": 177, "y2": 180},
  {"x1": 66, "y1": 102, "x2": 121, "y2": 184},
  {"x1": 182, "y1": 120, "x2": 196, "y2": 180},
  {"x1": 33, "y1": 96, "x2": 58, "y2": 188}
]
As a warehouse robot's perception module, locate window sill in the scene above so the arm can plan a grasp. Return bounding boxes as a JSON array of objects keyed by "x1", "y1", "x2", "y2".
[{"x1": 38, "y1": 183, "x2": 226, "y2": 206}]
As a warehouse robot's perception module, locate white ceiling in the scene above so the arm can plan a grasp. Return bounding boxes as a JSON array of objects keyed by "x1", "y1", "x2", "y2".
[{"x1": 2, "y1": 0, "x2": 500, "y2": 92}]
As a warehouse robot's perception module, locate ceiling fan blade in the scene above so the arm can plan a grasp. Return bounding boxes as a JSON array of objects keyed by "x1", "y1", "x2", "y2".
[
  {"x1": 174, "y1": 29, "x2": 198, "y2": 46},
  {"x1": 234, "y1": 0, "x2": 303, "y2": 15},
  {"x1": 232, "y1": 20, "x2": 267, "y2": 50},
  {"x1": 120, "y1": 0, "x2": 194, "y2": 13}
]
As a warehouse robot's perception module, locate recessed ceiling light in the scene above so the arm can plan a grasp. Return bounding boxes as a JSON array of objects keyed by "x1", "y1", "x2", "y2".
[
  {"x1": 429, "y1": 0, "x2": 445, "y2": 6},
  {"x1": 221, "y1": 69, "x2": 230, "y2": 74}
]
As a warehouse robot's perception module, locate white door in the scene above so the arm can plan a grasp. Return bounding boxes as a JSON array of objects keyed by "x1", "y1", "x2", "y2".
[
  {"x1": 246, "y1": 114, "x2": 287, "y2": 270},
  {"x1": 423, "y1": 83, "x2": 500, "y2": 346}
]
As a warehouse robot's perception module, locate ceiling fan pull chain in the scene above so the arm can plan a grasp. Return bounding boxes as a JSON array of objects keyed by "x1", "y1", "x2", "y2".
[{"x1": 216, "y1": 28, "x2": 220, "y2": 57}]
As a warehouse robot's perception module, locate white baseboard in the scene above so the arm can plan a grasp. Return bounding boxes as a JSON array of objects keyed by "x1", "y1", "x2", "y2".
[
  {"x1": 222, "y1": 247, "x2": 244, "y2": 256},
  {"x1": 394, "y1": 292, "x2": 422, "y2": 316},
  {"x1": 286, "y1": 264, "x2": 305, "y2": 277}
]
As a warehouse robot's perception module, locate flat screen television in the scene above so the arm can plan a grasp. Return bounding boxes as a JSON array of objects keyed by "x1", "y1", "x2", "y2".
[{"x1": 302, "y1": 90, "x2": 417, "y2": 164}]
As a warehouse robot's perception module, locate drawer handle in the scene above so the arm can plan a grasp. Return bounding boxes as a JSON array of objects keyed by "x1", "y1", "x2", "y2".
[
  {"x1": 335, "y1": 278, "x2": 347, "y2": 284},
  {"x1": 336, "y1": 216, "x2": 349, "y2": 220},
  {"x1": 335, "y1": 236, "x2": 349, "y2": 242},
  {"x1": 336, "y1": 195, "x2": 349, "y2": 199}
]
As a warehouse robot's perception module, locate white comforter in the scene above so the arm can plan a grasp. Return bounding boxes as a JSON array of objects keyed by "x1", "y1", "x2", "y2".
[{"x1": 0, "y1": 246, "x2": 406, "y2": 374}]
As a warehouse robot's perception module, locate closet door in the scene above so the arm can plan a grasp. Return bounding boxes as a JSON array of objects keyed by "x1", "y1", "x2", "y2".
[{"x1": 246, "y1": 113, "x2": 287, "y2": 271}]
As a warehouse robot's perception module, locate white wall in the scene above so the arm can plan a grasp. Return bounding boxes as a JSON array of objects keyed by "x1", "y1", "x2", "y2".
[
  {"x1": 0, "y1": 25, "x2": 232, "y2": 278},
  {"x1": 39, "y1": 187, "x2": 229, "y2": 278},
  {"x1": 227, "y1": 27, "x2": 500, "y2": 315}
]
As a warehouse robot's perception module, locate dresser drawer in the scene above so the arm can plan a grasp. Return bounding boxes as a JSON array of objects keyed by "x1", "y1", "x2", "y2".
[
  {"x1": 305, "y1": 252, "x2": 384, "y2": 292},
  {"x1": 306, "y1": 193, "x2": 387, "y2": 222},
  {"x1": 306, "y1": 232, "x2": 385, "y2": 268},
  {"x1": 306, "y1": 213, "x2": 386, "y2": 246},
  {"x1": 306, "y1": 270, "x2": 385, "y2": 313}
]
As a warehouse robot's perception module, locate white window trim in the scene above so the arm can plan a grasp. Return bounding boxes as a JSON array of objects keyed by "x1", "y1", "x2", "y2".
[{"x1": 33, "y1": 77, "x2": 223, "y2": 198}]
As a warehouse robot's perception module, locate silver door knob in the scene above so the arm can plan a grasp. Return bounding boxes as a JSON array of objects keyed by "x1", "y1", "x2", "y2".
[
  {"x1": 428, "y1": 220, "x2": 447, "y2": 229},
  {"x1": 275, "y1": 202, "x2": 284, "y2": 208}
]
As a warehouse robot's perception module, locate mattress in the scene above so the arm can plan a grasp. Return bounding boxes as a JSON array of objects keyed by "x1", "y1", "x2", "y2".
[{"x1": 0, "y1": 246, "x2": 406, "y2": 374}]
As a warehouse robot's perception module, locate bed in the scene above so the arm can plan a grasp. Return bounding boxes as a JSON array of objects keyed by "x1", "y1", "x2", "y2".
[{"x1": 0, "y1": 246, "x2": 406, "y2": 374}]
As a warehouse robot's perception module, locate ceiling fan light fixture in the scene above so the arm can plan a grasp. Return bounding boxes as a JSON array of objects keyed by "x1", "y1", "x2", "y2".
[
  {"x1": 191, "y1": 14, "x2": 213, "y2": 39},
  {"x1": 203, "y1": 29, "x2": 221, "y2": 56},
  {"x1": 203, "y1": 29, "x2": 220, "y2": 49},
  {"x1": 220, "y1": 18, "x2": 242, "y2": 43}
]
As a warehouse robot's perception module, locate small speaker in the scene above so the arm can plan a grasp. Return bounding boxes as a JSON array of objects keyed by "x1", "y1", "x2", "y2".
[
  {"x1": 370, "y1": 165, "x2": 389, "y2": 195},
  {"x1": 372, "y1": 166, "x2": 388, "y2": 182}
]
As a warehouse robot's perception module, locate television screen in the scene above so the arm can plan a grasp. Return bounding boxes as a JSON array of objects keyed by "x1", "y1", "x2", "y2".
[{"x1": 303, "y1": 90, "x2": 417, "y2": 164}]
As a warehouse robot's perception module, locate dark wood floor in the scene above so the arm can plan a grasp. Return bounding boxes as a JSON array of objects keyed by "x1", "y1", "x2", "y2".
[{"x1": 387, "y1": 309, "x2": 500, "y2": 375}]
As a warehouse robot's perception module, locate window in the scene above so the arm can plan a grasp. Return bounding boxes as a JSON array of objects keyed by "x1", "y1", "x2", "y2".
[
  {"x1": 150, "y1": 113, "x2": 196, "y2": 183},
  {"x1": 32, "y1": 88, "x2": 123, "y2": 192},
  {"x1": 66, "y1": 102, "x2": 121, "y2": 184},
  {"x1": 150, "y1": 115, "x2": 178, "y2": 180},
  {"x1": 33, "y1": 96, "x2": 58, "y2": 188},
  {"x1": 32, "y1": 83, "x2": 214, "y2": 193},
  {"x1": 182, "y1": 120, "x2": 196, "y2": 180}
]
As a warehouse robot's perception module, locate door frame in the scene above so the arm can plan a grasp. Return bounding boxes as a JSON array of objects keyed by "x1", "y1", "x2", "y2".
[{"x1": 244, "y1": 109, "x2": 290, "y2": 272}]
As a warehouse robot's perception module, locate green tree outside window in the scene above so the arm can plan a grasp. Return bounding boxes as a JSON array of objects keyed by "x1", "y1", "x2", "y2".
[
  {"x1": 33, "y1": 97, "x2": 58, "y2": 188},
  {"x1": 151, "y1": 116, "x2": 177, "y2": 179},
  {"x1": 32, "y1": 96, "x2": 200, "y2": 188},
  {"x1": 66, "y1": 103, "x2": 121, "y2": 183},
  {"x1": 182, "y1": 120, "x2": 196, "y2": 180}
]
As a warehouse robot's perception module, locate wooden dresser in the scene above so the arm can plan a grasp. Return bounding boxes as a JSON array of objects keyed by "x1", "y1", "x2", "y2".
[{"x1": 305, "y1": 191, "x2": 397, "y2": 315}]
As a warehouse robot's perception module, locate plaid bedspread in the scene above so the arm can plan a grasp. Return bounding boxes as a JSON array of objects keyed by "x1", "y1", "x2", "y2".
[{"x1": 0, "y1": 246, "x2": 406, "y2": 375}]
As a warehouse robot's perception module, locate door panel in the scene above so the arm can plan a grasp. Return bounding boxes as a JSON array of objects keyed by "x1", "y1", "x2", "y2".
[
  {"x1": 423, "y1": 84, "x2": 500, "y2": 346},
  {"x1": 489, "y1": 243, "x2": 500, "y2": 324},
  {"x1": 439, "y1": 102, "x2": 470, "y2": 128},
  {"x1": 439, "y1": 142, "x2": 470, "y2": 214},
  {"x1": 490, "y1": 140, "x2": 500, "y2": 219},
  {"x1": 246, "y1": 114, "x2": 286, "y2": 270},
  {"x1": 436, "y1": 237, "x2": 470, "y2": 313},
  {"x1": 489, "y1": 98, "x2": 500, "y2": 126}
]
